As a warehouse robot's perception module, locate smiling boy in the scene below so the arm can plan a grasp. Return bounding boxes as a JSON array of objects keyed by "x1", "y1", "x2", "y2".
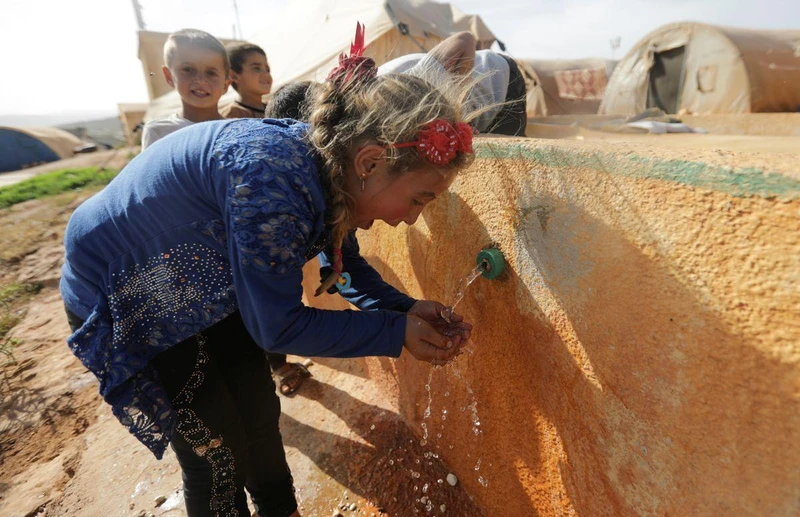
[
  {"x1": 141, "y1": 29, "x2": 231, "y2": 149},
  {"x1": 220, "y1": 42, "x2": 273, "y2": 119}
]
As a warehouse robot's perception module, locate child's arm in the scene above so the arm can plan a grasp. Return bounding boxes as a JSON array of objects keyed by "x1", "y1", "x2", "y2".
[
  {"x1": 427, "y1": 31, "x2": 477, "y2": 75},
  {"x1": 403, "y1": 32, "x2": 476, "y2": 89},
  {"x1": 232, "y1": 262, "x2": 407, "y2": 358},
  {"x1": 318, "y1": 234, "x2": 473, "y2": 350},
  {"x1": 226, "y1": 169, "x2": 456, "y2": 361},
  {"x1": 231, "y1": 249, "x2": 460, "y2": 364},
  {"x1": 317, "y1": 232, "x2": 417, "y2": 312}
]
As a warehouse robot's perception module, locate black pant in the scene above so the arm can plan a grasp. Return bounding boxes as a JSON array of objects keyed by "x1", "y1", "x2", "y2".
[
  {"x1": 66, "y1": 309, "x2": 297, "y2": 517},
  {"x1": 487, "y1": 54, "x2": 528, "y2": 136},
  {"x1": 266, "y1": 353, "x2": 288, "y2": 372}
]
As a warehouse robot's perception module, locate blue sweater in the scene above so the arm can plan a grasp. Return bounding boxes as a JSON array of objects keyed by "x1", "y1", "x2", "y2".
[{"x1": 60, "y1": 118, "x2": 416, "y2": 457}]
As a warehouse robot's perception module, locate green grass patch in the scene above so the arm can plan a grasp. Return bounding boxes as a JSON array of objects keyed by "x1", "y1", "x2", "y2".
[
  {"x1": 0, "y1": 282, "x2": 41, "y2": 358},
  {"x1": 0, "y1": 282, "x2": 41, "y2": 306},
  {"x1": 0, "y1": 312, "x2": 21, "y2": 350},
  {"x1": 0, "y1": 167, "x2": 118, "y2": 209}
]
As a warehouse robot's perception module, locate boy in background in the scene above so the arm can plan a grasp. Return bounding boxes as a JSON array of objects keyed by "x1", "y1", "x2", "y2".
[
  {"x1": 141, "y1": 29, "x2": 230, "y2": 149},
  {"x1": 221, "y1": 42, "x2": 273, "y2": 118},
  {"x1": 223, "y1": 43, "x2": 311, "y2": 397}
]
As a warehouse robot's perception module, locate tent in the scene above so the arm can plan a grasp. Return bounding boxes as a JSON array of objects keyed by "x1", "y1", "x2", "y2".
[
  {"x1": 600, "y1": 22, "x2": 800, "y2": 115},
  {"x1": 0, "y1": 127, "x2": 81, "y2": 173},
  {"x1": 143, "y1": 0, "x2": 497, "y2": 121},
  {"x1": 118, "y1": 103, "x2": 149, "y2": 145},
  {"x1": 518, "y1": 58, "x2": 618, "y2": 117}
]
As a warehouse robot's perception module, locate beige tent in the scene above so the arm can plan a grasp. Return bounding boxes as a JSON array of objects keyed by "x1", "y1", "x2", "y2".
[
  {"x1": 9, "y1": 127, "x2": 82, "y2": 159},
  {"x1": 518, "y1": 58, "x2": 617, "y2": 117},
  {"x1": 143, "y1": 0, "x2": 497, "y2": 121},
  {"x1": 118, "y1": 103, "x2": 149, "y2": 145},
  {"x1": 600, "y1": 22, "x2": 800, "y2": 115}
]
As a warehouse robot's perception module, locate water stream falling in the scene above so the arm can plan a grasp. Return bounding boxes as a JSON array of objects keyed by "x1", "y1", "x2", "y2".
[
  {"x1": 413, "y1": 259, "x2": 491, "y2": 502},
  {"x1": 421, "y1": 368, "x2": 435, "y2": 446},
  {"x1": 440, "y1": 261, "x2": 487, "y2": 323}
]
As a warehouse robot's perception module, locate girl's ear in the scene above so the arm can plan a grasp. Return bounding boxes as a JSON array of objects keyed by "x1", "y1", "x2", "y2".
[{"x1": 354, "y1": 144, "x2": 389, "y2": 179}]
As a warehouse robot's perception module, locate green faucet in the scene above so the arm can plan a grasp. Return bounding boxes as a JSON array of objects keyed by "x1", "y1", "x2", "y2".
[{"x1": 476, "y1": 248, "x2": 506, "y2": 280}]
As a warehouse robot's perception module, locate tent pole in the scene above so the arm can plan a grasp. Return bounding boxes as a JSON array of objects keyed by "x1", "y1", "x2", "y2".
[{"x1": 130, "y1": 0, "x2": 146, "y2": 30}]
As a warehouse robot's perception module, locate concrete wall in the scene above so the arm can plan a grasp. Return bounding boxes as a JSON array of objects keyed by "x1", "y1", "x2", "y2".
[{"x1": 303, "y1": 138, "x2": 800, "y2": 515}]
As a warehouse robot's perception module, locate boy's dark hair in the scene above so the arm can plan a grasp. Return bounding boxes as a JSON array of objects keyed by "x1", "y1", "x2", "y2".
[
  {"x1": 265, "y1": 81, "x2": 316, "y2": 120},
  {"x1": 227, "y1": 42, "x2": 267, "y2": 91},
  {"x1": 164, "y1": 29, "x2": 230, "y2": 75}
]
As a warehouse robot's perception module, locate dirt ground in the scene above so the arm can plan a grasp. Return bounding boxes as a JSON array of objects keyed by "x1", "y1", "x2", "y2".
[
  {"x1": 525, "y1": 113, "x2": 800, "y2": 156},
  {"x1": 0, "y1": 190, "x2": 483, "y2": 517},
  {"x1": 576, "y1": 130, "x2": 800, "y2": 154}
]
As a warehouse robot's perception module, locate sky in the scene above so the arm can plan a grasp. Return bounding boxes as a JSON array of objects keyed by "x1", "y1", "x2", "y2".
[{"x1": 0, "y1": 0, "x2": 798, "y2": 120}]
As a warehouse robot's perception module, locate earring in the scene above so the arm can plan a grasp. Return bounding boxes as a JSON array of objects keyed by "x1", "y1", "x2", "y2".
[{"x1": 360, "y1": 176, "x2": 366, "y2": 191}]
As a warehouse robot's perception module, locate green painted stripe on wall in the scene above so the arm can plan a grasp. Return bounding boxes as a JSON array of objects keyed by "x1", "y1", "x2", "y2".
[{"x1": 475, "y1": 142, "x2": 800, "y2": 200}]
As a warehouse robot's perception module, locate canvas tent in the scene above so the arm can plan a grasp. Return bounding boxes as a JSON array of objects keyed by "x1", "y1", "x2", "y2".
[
  {"x1": 118, "y1": 103, "x2": 149, "y2": 145},
  {"x1": 143, "y1": 0, "x2": 497, "y2": 121},
  {"x1": 0, "y1": 127, "x2": 81, "y2": 173},
  {"x1": 518, "y1": 58, "x2": 617, "y2": 117},
  {"x1": 600, "y1": 22, "x2": 800, "y2": 115}
]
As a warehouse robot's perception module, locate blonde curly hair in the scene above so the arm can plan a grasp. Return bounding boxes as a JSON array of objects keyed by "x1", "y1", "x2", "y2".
[{"x1": 307, "y1": 65, "x2": 483, "y2": 294}]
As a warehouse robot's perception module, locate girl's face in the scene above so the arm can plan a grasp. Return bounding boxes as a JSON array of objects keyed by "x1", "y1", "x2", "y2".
[
  {"x1": 349, "y1": 145, "x2": 455, "y2": 230},
  {"x1": 232, "y1": 52, "x2": 273, "y2": 97}
]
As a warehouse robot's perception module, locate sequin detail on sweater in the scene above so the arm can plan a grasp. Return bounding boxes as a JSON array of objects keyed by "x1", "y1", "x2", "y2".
[{"x1": 65, "y1": 120, "x2": 324, "y2": 458}]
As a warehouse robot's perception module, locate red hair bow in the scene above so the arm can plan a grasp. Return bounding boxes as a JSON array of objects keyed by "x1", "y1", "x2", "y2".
[
  {"x1": 326, "y1": 22, "x2": 377, "y2": 86},
  {"x1": 392, "y1": 119, "x2": 474, "y2": 165}
]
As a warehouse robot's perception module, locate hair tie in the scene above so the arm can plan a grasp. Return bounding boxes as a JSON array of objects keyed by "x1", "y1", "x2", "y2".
[
  {"x1": 390, "y1": 119, "x2": 474, "y2": 165},
  {"x1": 332, "y1": 248, "x2": 343, "y2": 274},
  {"x1": 315, "y1": 248, "x2": 346, "y2": 297},
  {"x1": 326, "y1": 22, "x2": 377, "y2": 87}
]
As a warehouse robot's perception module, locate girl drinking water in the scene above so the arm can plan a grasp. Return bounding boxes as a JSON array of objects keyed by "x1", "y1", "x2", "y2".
[{"x1": 61, "y1": 24, "x2": 477, "y2": 517}]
